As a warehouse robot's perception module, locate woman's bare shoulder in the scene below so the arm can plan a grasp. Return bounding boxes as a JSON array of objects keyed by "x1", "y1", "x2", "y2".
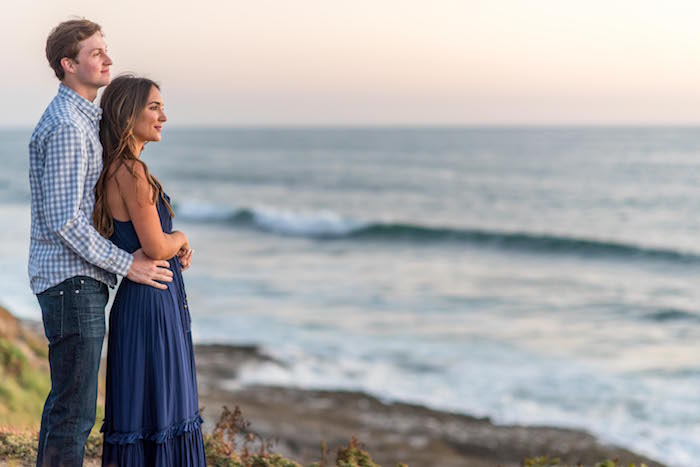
[{"x1": 112, "y1": 160, "x2": 153, "y2": 202}]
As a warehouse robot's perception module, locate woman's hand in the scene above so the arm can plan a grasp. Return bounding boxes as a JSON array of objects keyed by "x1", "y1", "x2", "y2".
[{"x1": 177, "y1": 245, "x2": 193, "y2": 271}]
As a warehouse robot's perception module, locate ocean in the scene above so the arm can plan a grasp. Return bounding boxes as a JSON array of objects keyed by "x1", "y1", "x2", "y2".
[{"x1": 3, "y1": 127, "x2": 700, "y2": 465}]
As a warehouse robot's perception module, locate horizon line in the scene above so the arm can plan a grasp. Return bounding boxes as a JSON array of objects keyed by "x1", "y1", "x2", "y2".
[{"x1": 3, "y1": 123, "x2": 700, "y2": 131}]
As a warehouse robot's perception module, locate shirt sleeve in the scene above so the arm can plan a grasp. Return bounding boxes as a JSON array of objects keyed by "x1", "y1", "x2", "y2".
[{"x1": 41, "y1": 123, "x2": 134, "y2": 276}]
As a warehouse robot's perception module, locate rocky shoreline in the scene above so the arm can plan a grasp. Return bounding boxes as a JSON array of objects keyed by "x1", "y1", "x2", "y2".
[
  {"x1": 10, "y1": 315, "x2": 666, "y2": 466},
  {"x1": 193, "y1": 343, "x2": 665, "y2": 467}
]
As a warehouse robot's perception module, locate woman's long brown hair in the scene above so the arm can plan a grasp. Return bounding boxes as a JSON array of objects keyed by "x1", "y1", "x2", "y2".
[{"x1": 94, "y1": 75, "x2": 174, "y2": 237}]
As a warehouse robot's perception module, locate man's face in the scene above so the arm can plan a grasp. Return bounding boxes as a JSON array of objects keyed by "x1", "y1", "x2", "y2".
[{"x1": 69, "y1": 32, "x2": 113, "y2": 88}]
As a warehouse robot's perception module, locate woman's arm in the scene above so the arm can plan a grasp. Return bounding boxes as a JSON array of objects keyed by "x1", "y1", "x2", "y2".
[{"x1": 117, "y1": 161, "x2": 187, "y2": 260}]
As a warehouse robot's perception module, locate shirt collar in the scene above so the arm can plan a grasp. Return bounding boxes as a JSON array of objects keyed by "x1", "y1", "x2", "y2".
[{"x1": 57, "y1": 84, "x2": 103, "y2": 123}]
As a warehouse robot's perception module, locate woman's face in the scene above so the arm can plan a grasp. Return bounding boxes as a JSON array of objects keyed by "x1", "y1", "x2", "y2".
[{"x1": 133, "y1": 86, "x2": 167, "y2": 144}]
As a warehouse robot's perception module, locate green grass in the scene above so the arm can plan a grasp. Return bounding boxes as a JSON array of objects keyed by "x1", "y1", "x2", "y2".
[
  {"x1": 1, "y1": 423, "x2": 403, "y2": 467},
  {"x1": 0, "y1": 338, "x2": 50, "y2": 430},
  {"x1": 1, "y1": 404, "x2": 408, "y2": 467}
]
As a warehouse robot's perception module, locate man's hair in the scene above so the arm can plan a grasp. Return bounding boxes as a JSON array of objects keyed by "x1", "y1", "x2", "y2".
[{"x1": 46, "y1": 19, "x2": 103, "y2": 81}]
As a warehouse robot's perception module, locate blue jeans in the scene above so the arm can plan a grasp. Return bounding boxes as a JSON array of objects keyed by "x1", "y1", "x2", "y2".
[{"x1": 35, "y1": 276, "x2": 108, "y2": 467}]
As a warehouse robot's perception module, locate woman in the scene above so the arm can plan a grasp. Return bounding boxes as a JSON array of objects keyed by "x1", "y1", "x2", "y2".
[{"x1": 94, "y1": 75, "x2": 204, "y2": 466}]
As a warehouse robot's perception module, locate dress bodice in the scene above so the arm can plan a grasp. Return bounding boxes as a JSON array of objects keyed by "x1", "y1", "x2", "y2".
[{"x1": 110, "y1": 192, "x2": 172, "y2": 254}]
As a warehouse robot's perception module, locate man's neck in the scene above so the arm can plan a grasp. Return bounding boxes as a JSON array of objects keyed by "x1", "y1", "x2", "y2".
[{"x1": 61, "y1": 79, "x2": 99, "y2": 102}]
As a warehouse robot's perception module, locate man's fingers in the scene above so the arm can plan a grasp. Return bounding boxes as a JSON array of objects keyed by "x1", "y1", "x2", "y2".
[
  {"x1": 155, "y1": 266, "x2": 174, "y2": 277},
  {"x1": 155, "y1": 272, "x2": 173, "y2": 282},
  {"x1": 156, "y1": 260, "x2": 170, "y2": 268},
  {"x1": 148, "y1": 280, "x2": 168, "y2": 290}
]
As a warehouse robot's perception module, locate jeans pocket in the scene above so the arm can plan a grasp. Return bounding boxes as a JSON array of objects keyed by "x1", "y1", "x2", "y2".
[
  {"x1": 75, "y1": 276, "x2": 104, "y2": 293},
  {"x1": 76, "y1": 288, "x2": 108, "y2": 339},
  {"x1": 37, "y1": 291, "x2": 64, "y2": 343}
]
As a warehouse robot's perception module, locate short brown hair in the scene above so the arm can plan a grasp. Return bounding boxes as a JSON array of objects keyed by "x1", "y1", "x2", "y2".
[{"x1": 45, "y1": 19, "x2": 103, "y2": 81}]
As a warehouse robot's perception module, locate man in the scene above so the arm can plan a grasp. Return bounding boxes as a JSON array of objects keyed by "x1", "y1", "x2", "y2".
[{"x1": 29, "y1": 19, "x2": 182, "y2": 466}]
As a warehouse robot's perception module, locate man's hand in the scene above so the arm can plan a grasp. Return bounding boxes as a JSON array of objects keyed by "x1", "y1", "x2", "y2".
[
  {"x1": 126, "y1": 249, "x2": 173, "y2": 290},
  {"x1": 177, "y1": 246, "x2": 193, "y2": 271}
]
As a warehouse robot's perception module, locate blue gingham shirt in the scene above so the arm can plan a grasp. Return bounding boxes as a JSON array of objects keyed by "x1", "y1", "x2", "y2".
[{"x1": 28, "y1": 84, "x2": 133, "y2": 294}]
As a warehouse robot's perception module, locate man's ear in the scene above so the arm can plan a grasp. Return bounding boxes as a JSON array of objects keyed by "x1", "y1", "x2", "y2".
[{"x1": 60, "y1": 57, "x2": 75, "y2": 76}]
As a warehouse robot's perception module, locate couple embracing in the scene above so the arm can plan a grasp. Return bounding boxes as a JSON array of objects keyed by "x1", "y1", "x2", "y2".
[{"x1": 29, "y1": 18, "x2": 205, "y2": 466}]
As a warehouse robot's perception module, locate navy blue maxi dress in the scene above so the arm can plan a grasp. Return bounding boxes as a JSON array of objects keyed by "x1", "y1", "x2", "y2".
[{"x1": 101, "y1": 192, "x2": 206, "y2": 467}]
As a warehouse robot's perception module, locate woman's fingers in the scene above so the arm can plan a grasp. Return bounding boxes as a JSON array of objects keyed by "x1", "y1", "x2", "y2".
[{"x1": 180, "y1": 248, "x2": 193, "y2": 271}]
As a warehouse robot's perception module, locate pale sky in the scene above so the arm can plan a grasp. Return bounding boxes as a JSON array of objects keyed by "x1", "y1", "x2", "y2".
[{"x1": 3, "y1": 0, "x2": 700, "y2": 126}]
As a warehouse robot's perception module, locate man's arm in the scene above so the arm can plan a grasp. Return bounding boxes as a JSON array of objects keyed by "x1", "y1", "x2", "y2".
[{"x1": 41, "y1": 123, "x2": 172, "y2": 288}]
